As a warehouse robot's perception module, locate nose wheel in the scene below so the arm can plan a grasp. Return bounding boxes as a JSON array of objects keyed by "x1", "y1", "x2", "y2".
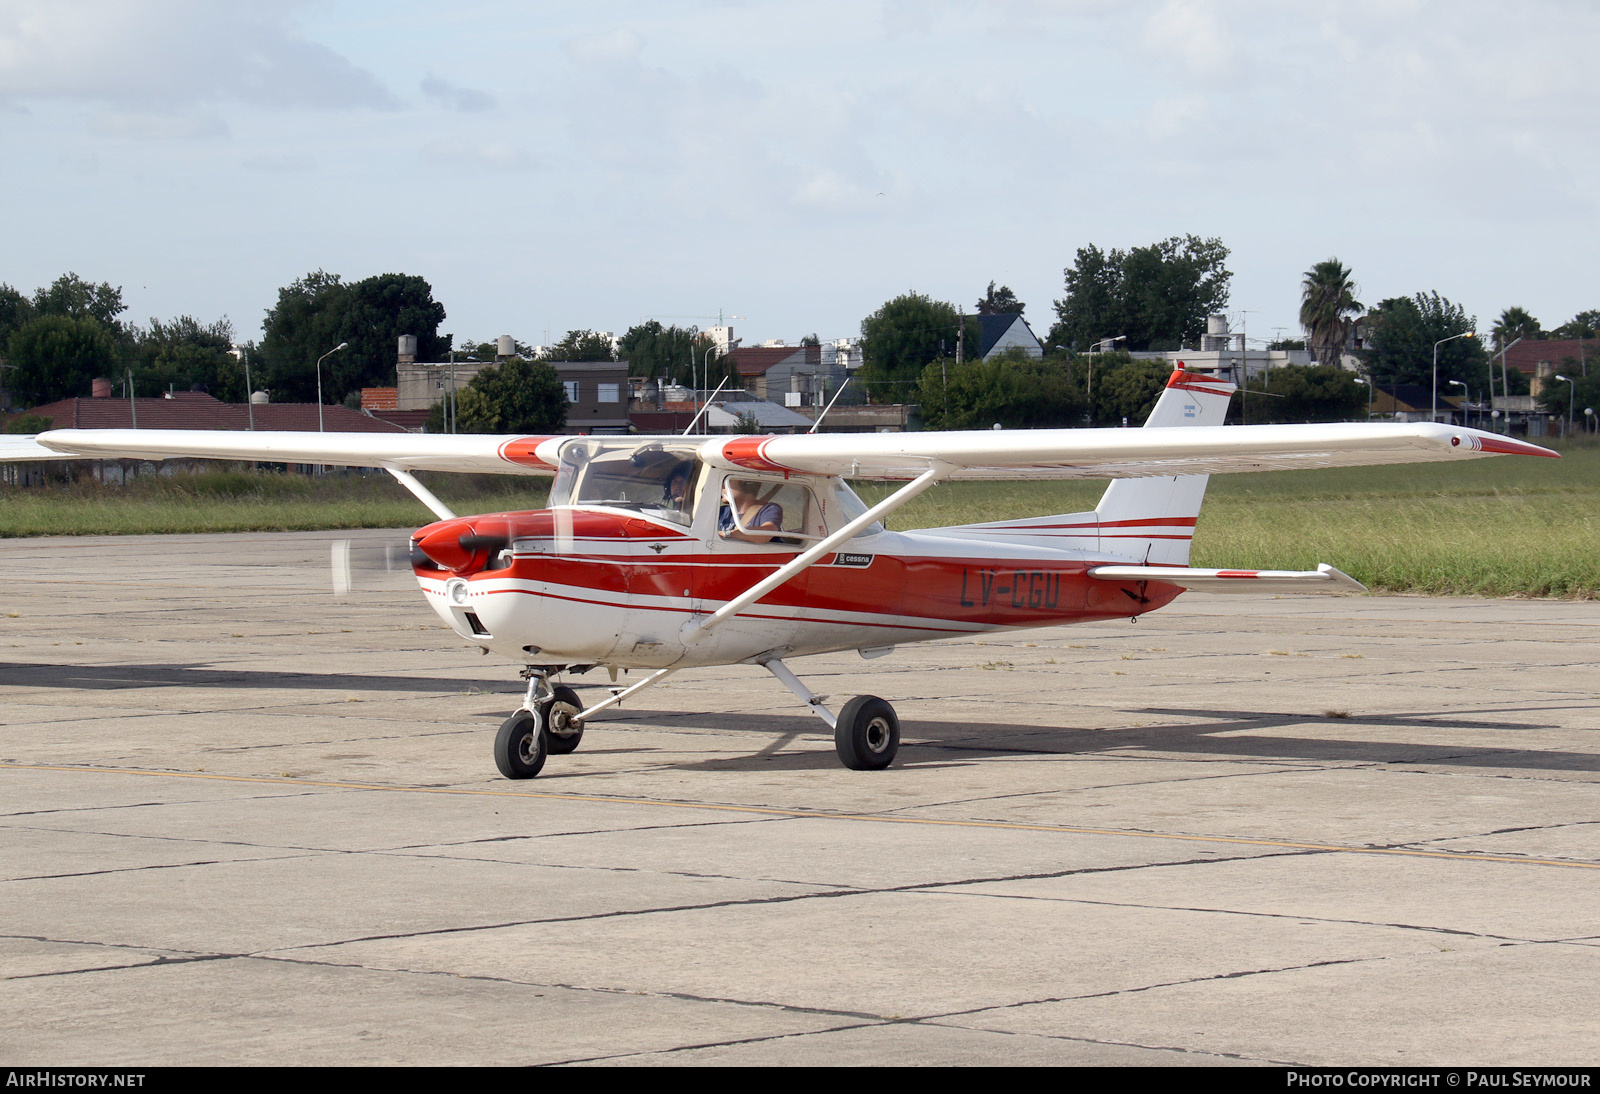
[{"x1": 494, "y1": 710, "x2": 548, "y2": 779}]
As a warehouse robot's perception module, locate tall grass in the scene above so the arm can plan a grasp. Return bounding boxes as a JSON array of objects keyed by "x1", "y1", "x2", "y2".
[
  {"x1": 861, "y1": 440, "x2": 1599, "y2": 598},
  {"x1": 0, "y1": 467, "x2": 546, "y2": 536},
  {"x1": 3, "y1": 444, "x2": 1593, "y2": 597}
]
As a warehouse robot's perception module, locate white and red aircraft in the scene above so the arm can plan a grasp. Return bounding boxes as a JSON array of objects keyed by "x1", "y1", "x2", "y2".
[{"x1": 6, "y1": 369, "x2": 1557, "y2": 777}]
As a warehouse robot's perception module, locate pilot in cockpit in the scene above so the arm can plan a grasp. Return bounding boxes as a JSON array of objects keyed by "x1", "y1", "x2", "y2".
[{"x1": 718, "y1": 479, "x2": 784, "y2": 542}]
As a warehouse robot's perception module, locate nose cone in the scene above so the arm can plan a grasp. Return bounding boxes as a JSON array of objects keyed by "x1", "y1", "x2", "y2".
[{"x1": 413, "y1": 517, "x2": 509, "y2": 574}]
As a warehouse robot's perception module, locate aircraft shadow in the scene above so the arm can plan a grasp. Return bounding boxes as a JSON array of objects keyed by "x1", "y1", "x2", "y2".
[
  {"x1": 0, "y1": 662, "x2": 511, "y2": 696},
  {"x1": 595, "y1": 704, "x2": 1600, "y2": 777}
]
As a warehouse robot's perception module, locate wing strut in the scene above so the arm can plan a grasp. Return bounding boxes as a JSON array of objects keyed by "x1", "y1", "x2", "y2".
[
  {"x1": 385, "y1": 468, "x2": 456, "y2": 521},
  {"x1": 681, "y1": 462, "x2": 950, "y2": 644}
]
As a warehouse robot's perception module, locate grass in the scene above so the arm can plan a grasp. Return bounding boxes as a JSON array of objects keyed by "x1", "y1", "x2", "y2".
[
  {"x1": 859, "y1": 439, "x2": 1600, "y2": 599},
  {"x1": 2, "y1": 441, "x2": 1594, "y2": 598},
  {"x1": 0, "y1": 467, "x2": 546, "y2": 536}
]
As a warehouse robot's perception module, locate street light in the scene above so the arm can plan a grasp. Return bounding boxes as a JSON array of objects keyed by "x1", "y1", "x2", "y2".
[
  {"x1": 1554, "y1": 374, "x2": 1575, "y2": 437},
  {"x1": 1432, "y1": 332, "x2": 1475, "y2": 423},
  {"x1": 1447, "y1": 379, "x2": 1469, "y2": 427},
  {"x1": 1586, "y1": 406, "x2": 1595, "y2": 435},
  {"x1": 699, "y1": 338, "x2": 741, "y2": 436},
  {"x1": 1497, "y1": 335, "x2": 1524, "y2": 404},
  {"x1": 1353, "y1": 376, "x2": 1372, "y2": 420},
  {"x1": 1087, "y1": 335, "x2": 1127, "y2": 401},
  {"x1": 316, "y1": 342, "x2": 349, "y2": 432}
]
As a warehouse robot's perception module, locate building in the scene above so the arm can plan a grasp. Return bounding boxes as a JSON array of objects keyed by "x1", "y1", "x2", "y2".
[
  {"x1": 1499, "y1": 339, "x2": 1591, "y2": 398},
  {"x1": 1128, "y1": 315, "x2": 1313, "y2": 381},
  {"x1": 973, "y1": 313, "x2": 1044, "y2": 360},
  {"x1": 395, "y1": 353, "x2": 632, "y2": 434},
  {"x1": 724, "y1": 344, "x2": 854, "y2": 409}
]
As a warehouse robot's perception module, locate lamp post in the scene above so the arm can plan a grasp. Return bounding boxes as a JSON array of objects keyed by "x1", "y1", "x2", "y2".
[
  {"x1": 1086, "y1": 335, "x2": 1127, "y2": 403},
  {"x1": 1447, "y1": 379, "x2": 1469, "y2": 427},
  {"x1": 1586, "y1": 406, "x2": 1595, "y2": 435},
  {"x1": 1432, "y1": 332, "x2": 1474, "y2": 423},
  {"x1": 1353, "y1": 376, "x2": 1371, "y2": 420},
  {"x1": 699, "y1": 338, "x2": 741, "y2": 435},
  {"x1": 315, "y1": 342, "x2": 349, "y2": 432},
  {"x1": 1497, "y1": 335, "x2": 1523, "y2": 405},
  {"x1": 1554, "y1": 374, "x2": 1575, "y2": 437}
]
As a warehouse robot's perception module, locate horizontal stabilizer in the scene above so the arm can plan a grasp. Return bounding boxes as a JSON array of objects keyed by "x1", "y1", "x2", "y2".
[{"x1": 1088, "y1": 562, "x2": 1367, "y2": 594}]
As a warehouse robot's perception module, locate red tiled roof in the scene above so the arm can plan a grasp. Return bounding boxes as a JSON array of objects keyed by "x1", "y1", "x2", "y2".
[
  {"x1": 726, "y1": 346, "x2": 816, "y2": 377},
  {"x1": 1502, "y1": 339, "x2": 1593, "y2": 375},
  {"x1": 24, "y1": 393, "x2": 408, "y2": 433}
]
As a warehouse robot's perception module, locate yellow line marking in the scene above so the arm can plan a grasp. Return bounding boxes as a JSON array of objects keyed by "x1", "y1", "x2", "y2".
[{"x1": 4, "y1": 761, "x2": 1598, "y2": 872}]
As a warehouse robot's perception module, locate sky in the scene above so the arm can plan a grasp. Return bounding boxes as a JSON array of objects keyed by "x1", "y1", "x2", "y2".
[{"x1": 3, "y1": 0, "x2": 1598, "y2": 351}]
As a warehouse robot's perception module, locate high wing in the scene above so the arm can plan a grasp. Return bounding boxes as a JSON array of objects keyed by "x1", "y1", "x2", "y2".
[
  {"x1": 711, "y1": 422, "x2": 1558, "y2": 480},
  {"x1": 18, "y1": 421, "x2": 1556, "y2": 480}
]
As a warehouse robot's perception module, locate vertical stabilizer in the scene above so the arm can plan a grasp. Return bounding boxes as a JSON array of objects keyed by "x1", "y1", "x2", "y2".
[{"x1": 1093, "y1": 368, "x2": 1237, "y2": 565}]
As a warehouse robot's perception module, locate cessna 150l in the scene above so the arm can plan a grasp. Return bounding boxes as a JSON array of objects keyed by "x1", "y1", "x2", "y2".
[{"x1": 8, "y1": 369, "x2": 1557, "y2": 778}]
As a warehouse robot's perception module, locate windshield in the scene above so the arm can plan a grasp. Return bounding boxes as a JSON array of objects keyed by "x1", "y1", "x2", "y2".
[{"x1": 549, "y1": 440, "x2": 702, "y2": 527}]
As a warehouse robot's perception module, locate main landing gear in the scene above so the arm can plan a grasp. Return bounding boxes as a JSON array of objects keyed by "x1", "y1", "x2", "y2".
[
  {"x1": 492, "y1": 661, "x2": 903, "y2": 779},
  {"x1": 762, "y1": 658, "x2": 901, "y2": 770}
]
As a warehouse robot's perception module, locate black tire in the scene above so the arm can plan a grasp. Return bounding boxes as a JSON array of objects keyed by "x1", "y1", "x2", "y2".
[
  {"x1": 494, "y1": 710, "x2": 547, "y2": 779},
  {"x1": 835, "y1": 695, "x2": 899, "y2": 771},
  {"x1": 540, "y1": 685, "x2": 585, "y2": 755}
]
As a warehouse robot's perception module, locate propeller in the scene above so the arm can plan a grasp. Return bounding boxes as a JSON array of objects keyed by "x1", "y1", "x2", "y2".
[{"x1": 330, "y1": 535, "x2": 420, "y2": 597}]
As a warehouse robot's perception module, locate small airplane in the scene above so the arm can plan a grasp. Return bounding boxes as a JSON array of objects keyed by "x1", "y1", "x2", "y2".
[{"x1": 6, "y1": 368, "x2": 1558, "y2": 778}]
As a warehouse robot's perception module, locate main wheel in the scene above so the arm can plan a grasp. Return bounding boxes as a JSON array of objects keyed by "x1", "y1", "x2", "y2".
[
  {"x1": 835, "y1": 695, "x2": 900, "y2": 770},
  {"x1": 494, "y1": 710, "x2": 547, "y2": 779},
  {"x1": 540, "y1": 685, "x2": 585, "y2": 755}
]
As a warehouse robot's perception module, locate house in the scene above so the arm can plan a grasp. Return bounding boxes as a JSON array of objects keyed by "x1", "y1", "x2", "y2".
[
  {"x1": 974, "y1": 313, "x2": 1044, "y2": 360},
  {"x1": 395, "y1": 357, "x2": 632, "y2": 434},
  {"x1": 1500, "y1": 339, "x2": 1591, "y2": 397},
  {"x1": 724, "y1": 344, "x2": 853, "y2": 409}
]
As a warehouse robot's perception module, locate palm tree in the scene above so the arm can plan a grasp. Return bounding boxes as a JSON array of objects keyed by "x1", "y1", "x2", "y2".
[
  {"x1": 1491, "y1": 306, "x2": 1541, "y2": 353},
  {"x1": 1299, "y1": 259, "x2": 1362, "y2": 370}
]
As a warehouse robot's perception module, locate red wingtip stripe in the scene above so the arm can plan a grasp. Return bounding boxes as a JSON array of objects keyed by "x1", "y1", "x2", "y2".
[{"x1": 1471, "y1": 434, "x2": 1561, "y2": 458}]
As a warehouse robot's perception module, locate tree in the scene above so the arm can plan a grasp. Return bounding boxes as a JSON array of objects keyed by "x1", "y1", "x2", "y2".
[
  {"x1": 1237, "y1": 365, "x2": 1365, "y2": 424},
  {"x1": 457, "y1": 337, "x2": 536, "y2": 360},
  {"x1": 1361, "y1": 292, "x2": 1489, "y2": 391},
  {"x1": 259, "y1": 270, "x2": 449, "y2": 405},
  {"x1": 858, "y1": 293, "x2": 979, "y2": 401},
  {"x1": 6, "y1": 315, "x2": 121, "y2": 405},
  {"x1": 0, "y1": 283, "x2": 35, "y2": 355},
  {"x1": 1089, "y1": 356, "x2": 1171, "y2": 426},
  {"x1": 32, "y1": 273, "x2": 127, "y2": 329},
  {"x1": 915, "y1": 350, "x2": 1084, "y2": 430},
  {"x1": 1299, "y1": 259, "x2": 1362, "y2": 370},
  {"x1": 1491, "y1": 306, "x2": 1542, "y2": 353},
  {"x1": 453, "y1": 358, "x2": 568, "y2": 433},
  {"x1": 131, "y1": 316, "x2": 242, "y2": 400},
  {"x1": 617, "y1": 321, "x2": 699, "y2": 381},
  {"x1": 1048, "y1": 236, "x2": 1230, "y2": 353},
  {"x1": 976, "y1": 281, "x2": 1025, "y2": 315},
  {"x1": 1552, "y1": 310, "x2": 1600, "y2": 340},
  {"x1": 548, "y1": 329, "x2": 615, "y2": 362}
]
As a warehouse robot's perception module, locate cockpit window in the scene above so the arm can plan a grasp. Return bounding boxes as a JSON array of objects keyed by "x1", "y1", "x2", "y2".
[{"x1": 549, "y1": 441, "x2": 702, "y2": 527}]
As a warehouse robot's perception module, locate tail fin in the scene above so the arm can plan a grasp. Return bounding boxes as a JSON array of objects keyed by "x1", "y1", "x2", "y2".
[{"x1": 1093, "y1": 368, "x2": 1236, "y2": 565}]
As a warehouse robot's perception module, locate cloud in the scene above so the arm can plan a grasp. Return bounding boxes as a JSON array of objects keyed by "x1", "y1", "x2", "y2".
[
  {"x1": 241, "y1": 152, "x2": 315, "y2": 173},
  {"x1": 1142, "y1": 0, "x2": 1233, "y2": 78},
  {"x1": 420, "y1": 74, "x2": 495, "y2": 113},
  {"x1": 563, "y1": 27, "x2": 643, "y2": 66},
  {"x1": 88, "y1": 110, "x2": 228, "y2": 140},
  {"x1": 423, "y1": 139, "x2": 536, "y2": 173},
  {"x1": 0, "y1": 0, "x2": 397, "y2": 111}
]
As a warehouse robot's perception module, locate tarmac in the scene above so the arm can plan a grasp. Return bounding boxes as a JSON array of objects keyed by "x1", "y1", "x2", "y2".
[{"x1": 2, "y1": 529, "x2": 1598, "y2": 1067}]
